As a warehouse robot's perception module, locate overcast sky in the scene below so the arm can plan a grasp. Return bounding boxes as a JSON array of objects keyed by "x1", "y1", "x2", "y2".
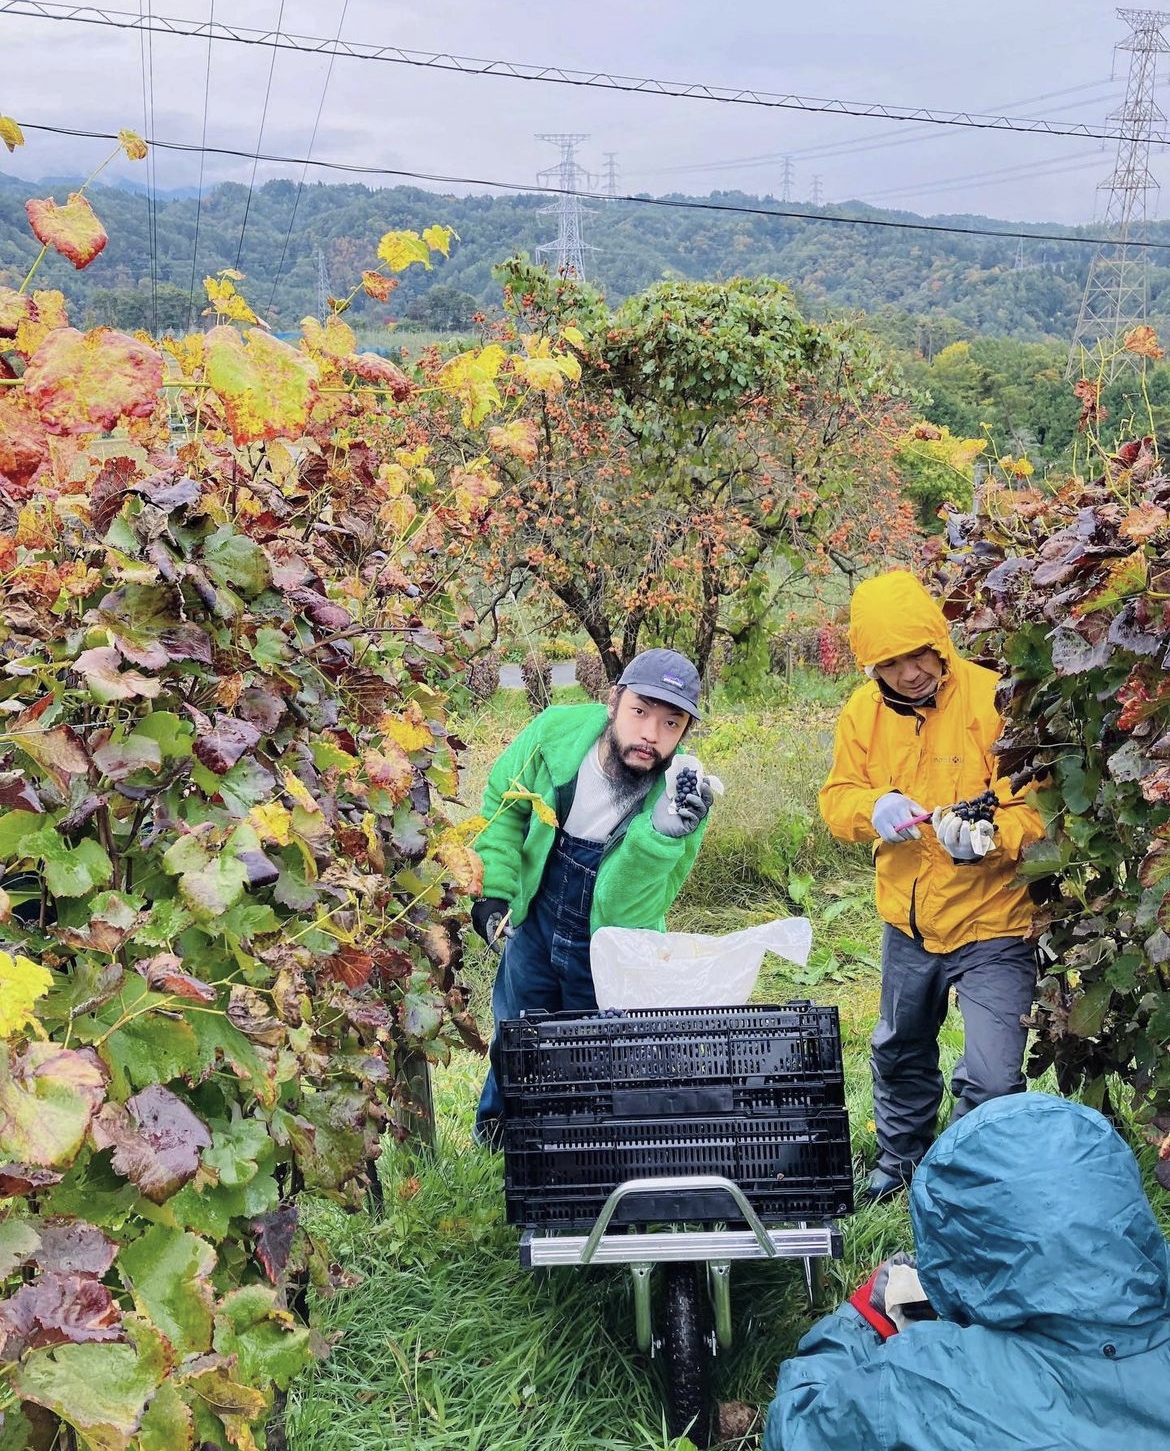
[{"x1": 0, "y1": 0, "x2": 1163, "y2": 223}]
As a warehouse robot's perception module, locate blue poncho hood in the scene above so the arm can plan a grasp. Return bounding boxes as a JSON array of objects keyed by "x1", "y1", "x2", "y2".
[{"x1": 911, "y1": 1093, "x2": 1170, "y2": 1355}]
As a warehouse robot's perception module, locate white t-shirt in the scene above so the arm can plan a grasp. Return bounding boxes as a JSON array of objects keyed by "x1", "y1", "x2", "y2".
[{"x1": 563, "y1": 742, "x2": 638, "y2": 843}]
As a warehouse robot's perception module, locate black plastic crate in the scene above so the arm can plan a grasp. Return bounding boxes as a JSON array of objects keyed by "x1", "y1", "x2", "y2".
[
  {"x1": 502, "y1": 1107, "x2": 854, "y2": 1227},
  {"x1": 498, "y1": 1003, "x2": 845, "y2": 1122}
]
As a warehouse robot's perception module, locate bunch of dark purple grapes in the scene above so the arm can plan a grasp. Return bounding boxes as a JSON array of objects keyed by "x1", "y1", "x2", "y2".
[
  {"x1": 952, "y1": 789, "x2": 998, "y2": 824},
  {"x1": 673, "y1": 766, "x2": 700, "y2": 800}
]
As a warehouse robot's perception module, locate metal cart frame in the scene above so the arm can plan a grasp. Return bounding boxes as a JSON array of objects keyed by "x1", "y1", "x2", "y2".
[{"x1": 519, "y1": 1173, "x2": 844, "y2": 1446}]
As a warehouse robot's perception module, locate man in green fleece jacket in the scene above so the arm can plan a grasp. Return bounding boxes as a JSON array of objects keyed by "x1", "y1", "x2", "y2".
[{"x1": 471, "y1": 648, "x2": 714, "y2": 1147}]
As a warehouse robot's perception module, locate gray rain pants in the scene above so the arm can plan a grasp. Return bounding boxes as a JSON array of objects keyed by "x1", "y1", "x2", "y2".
[{"x1": 871, "y1": 924, "x2": 1037, "y2": 1181}]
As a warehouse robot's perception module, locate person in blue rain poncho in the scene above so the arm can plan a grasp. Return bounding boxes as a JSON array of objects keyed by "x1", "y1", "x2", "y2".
[{"x1": 763, "y1": 1093, "x2": 1170, "y2": 1451}]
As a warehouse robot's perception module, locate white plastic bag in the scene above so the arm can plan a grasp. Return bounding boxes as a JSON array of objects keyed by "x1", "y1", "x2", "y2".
[{"x1": 590, "y1": 917, "x2": 813, "y2": 1010}]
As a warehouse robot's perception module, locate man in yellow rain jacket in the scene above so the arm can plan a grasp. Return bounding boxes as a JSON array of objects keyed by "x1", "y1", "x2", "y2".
[{"x1": 819, "y1": 571, "x2": 1044, "y2": 1202}]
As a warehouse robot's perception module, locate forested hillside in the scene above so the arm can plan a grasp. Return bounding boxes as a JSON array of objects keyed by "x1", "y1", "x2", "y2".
[{"x1": 5, "y1": 169, "x2": 1170, "y2": 342}]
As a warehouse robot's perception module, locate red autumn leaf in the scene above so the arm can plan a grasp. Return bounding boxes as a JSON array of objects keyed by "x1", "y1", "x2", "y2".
[
  {"x1": 360, "y1": 271, "x2": 396, "y2": 302},
  {"x1": 0, "y1": 772, "x2": 44, "y2": 813},
  {"x1": 371, "y1": 945, "x2": 415, "y2": 988},
  {"x1": 346, "y1": 353, "x2": 412, "y2": 399},
  {"x1": 0, "y1": 1165, "x2": 62, "y2": 1197},
  {"x1": 25, "y1": 193, "x2": 108, "y2": 269},
  {"x1": 138, "y1": 952, "x2": 217, "y2": 1004},
  {"x1": 1123, "y1": 324, "x2": 1165, "y2": 360},
  {"x1": 89, "y1": 456, "x2": 139, "y2": 534},
  {"x1": 191, "y1": 713, "x2": 261, "y2": 775},
  {"x1": 203, "y1": 325, "x2": 319, "y2": 445},
  {"x1": 34, "y1": 1220, "x2": 118, "y2": 1277},
  {"x1": 251, "y1": 1203, "x2": 297, "y2": 1285},
  {"x1": 23, "y1": 327, "x2": 163, "y2": 435},
  {"x1": 0, "y1": 396, "x2": 50, "y2": 496},
  {"x1": 320, "y1": 945, "x2": 374, "y2": 989},
  {"x1": 0, "y1": 1273, "x2": 123, "y2": 1357},
  {"x1": 90, "y1": 1084, "x2": 211, "y2": 1204}
]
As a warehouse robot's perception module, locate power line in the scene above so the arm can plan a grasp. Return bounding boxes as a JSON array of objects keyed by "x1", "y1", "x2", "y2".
[
  {"x1": 137, "y1": 0, "x2": 158, "y2": 332},
  {"x1": 641, "y1": 79, "x2": 1121, "y2": 178},
  {"x1": 234, "y1": 0, "x2": 286, "y2": 269},
  {"x1": 186, "y1": 0, "x2": 214, "y2": 329},
  {"x1": 853, "y1": 149, "x2": 1103, "y2": 207},
  {"x1": 19, "y1": 120, "x2": 1170, "y2": 252},
  {"x1": 265, "y1": 0, "x2": 350, "y2": 319},
  {"x1": 2, "y1": 0, "x2": 1168, "y2": 145}
]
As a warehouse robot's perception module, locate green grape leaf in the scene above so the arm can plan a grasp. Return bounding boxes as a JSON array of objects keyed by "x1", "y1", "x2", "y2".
[
  {"x1": 213, "y1": 1284, "x2": 313, "y2": 1391},
  {"x1": 13, "y1": 1317, "x2": 169, "y2": 1451},
  {"x1": 117, "y1": 1224, "x2": 215, "y2": 1356}
]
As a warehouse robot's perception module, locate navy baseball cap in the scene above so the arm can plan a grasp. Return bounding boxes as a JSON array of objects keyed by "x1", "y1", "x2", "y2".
[{"x1": 617, "y1": 648, "x2": 702, "y2": 719}]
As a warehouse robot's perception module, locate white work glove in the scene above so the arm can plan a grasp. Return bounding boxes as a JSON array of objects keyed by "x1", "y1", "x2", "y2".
[
  {"x1": 652, "y1": 754, "x2": 724, "y2": 839},
  {"x1": 872, "y1": 792, "x2": 927, "y2": 843},
  {"x1": 931, "y1": 807, "x2": 997, "y2": 862},
  {"x1": 872, "y1": 1252, "x2": 937, "y2": 1332}
]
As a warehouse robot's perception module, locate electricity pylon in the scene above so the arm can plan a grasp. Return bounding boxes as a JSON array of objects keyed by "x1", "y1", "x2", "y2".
[
  {"x1": 602, "y1": 152, "x2": 619, "y2": 198},
  {"x1": 536, "y1": 133, "x2": 593, "y2": 278},
  {"x1": 1068, "y1": 7, "x2": 1170, "y2": 378}
]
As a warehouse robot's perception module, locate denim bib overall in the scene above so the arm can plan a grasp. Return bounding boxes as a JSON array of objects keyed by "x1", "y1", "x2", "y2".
[{"x1": 475, "y1": 829, "x2": 605, "y2": 1140}]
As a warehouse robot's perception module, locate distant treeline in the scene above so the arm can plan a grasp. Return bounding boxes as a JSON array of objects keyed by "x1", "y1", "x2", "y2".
[{"x1": 3, "y1": 170, "x2": 1170, "y2": 345}]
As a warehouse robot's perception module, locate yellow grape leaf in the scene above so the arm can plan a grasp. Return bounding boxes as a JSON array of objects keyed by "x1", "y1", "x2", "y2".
[
  {"x1": 561, "y1": 325, "x2": 585, "y2": 346},
  {"x1": 512, "y1": 353, "x2": 569, "y2": 393},
  {"x1": 433, "y1": 839, "x2": 483, "y2": 897},
  {"x1": 1074, "y1": 552, "x2": 1149, "y2": 616},
  {"x1": 437, "y1": 345, "x2": 506, "y2": 427},
  {"x1": 511, "y1": 335, "x2": 582, "y2": 392},
  {"x1": 0, "y1": 950, "x2": 53, "y2": 1037},
  {"x1": 376, "y1": 230, "x2": 433, "y2": 273},
  {"x1": 282, "y1": 768, "x2": 322, "y2": 816},
  {"x1": 363, "y1": 744, "x2": 414, "y2": 805},
  {"x1": 31, "y1": 290, "x2": 68, "y2": 330},
  {"x1": 379, "y1": 495, "x2": 417, "y2": 535},
  {"x1": 203, "y1": 326, "x2": 319, "y2": 446},
  {"x1": 395, "y1": 445, "x2": 430, "y2": 468},
  {"x1": 451, "y1": 467, "x2": 500, "y2": 518},
  {"x1": 203, "y1": 274, "x2": 259, "y2": 326},
  {"x1": 161, "y1": 331, "x2": 205, "y2": 380},
  {"x1": 300, "y1": 315, "x2": 357, "y2": 362},
  {"x1": 247, "y1": 801, "x2": 293, "y2": 846},
  {"x1": 422, "y1": 224, "x2": 458, "y2": 257},
  {"x1": 487, "y1": 419, "x2": 539, "y2": 464},
  {"x1": 25, "y1": 194, "x2": 107, "y2": 270},
  {"x1": 0, "y1": 286, "x2": 34, "y2": 335},
  {"x1": 380, "y1": 701, "x2": 434, "y2": 754},
  {"x1": 118, "y1": 128, "x2": 148, "y2": 162},
  {"x1": 0, "y1": 115, "x2": 24, "y2": 152},
  {"x1": 361, "y1": 270, "x2": 396, "y2": 302},
  {"x1": 501, "y1": 789, "x2": 559, "y2": 828},
  {"x1": 450, "y1": 813, "x2": 487, "y2": 844}
]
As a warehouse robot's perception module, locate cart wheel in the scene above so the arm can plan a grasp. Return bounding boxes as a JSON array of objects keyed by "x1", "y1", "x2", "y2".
[{"x1": 661, "y1": 1262, "x2": 712, "y2": 1449}]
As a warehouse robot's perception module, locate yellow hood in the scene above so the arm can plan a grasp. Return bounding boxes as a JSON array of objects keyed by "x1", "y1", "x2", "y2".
[{"x1": 848, "y1": 571, "x2": 955, "y2": 673}]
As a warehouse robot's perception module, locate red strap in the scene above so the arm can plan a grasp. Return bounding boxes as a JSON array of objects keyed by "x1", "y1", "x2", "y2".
[{"x1": 849, "y1": 1268, "x2": 899, "y2": 1340}]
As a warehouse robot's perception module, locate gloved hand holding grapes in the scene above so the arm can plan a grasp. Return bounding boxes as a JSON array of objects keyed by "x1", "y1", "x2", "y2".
[
  {"x1": 932, "y1": 790, "x2": 999, "y2": 863},
  {"x1": 652, "y1": 754, "x2": 724, "y2": 838}
]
